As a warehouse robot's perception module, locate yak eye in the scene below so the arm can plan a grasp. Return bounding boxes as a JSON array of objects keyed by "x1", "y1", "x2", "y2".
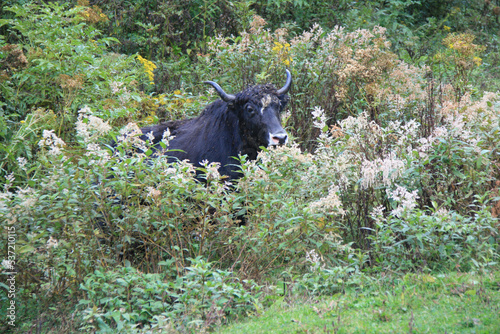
[{"x1": 246, "y1": 105, "x2": 256, "y2": 114}]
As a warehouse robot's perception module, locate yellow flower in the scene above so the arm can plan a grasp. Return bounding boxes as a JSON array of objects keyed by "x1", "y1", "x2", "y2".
[
  {"x1": 137, "y1": 55, "x2": 157, "y2": 85},
  {"x1": 20, "y1": 120, "x2": 25, "y2": 124},
  {"x1": 272, "y1": 41, "x2": 292, "y2": 66},
  {"x1": 143, "y1": 115, "x2": 156, "y2": 125},
  {"x1": 473, "y1": 56, "x2": 482, "y2": 66},
  {"x1": 272, "y1": 42, "x2": 282, "y2": 53},
  {"x1": 443, "y1": 25, "x2": 451, "y2": 31}
]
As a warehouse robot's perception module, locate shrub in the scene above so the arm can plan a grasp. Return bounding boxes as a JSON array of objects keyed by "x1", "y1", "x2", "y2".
[
  {"x1": 79, "y1": 260, "x2": 262, "y2": 332},
  {"x1": 1, "y1": 3, "x2": 500, "y2": 331},
  {"x1": 0, "y1": 2, "x2": 143, "y2": 182},
  {"x1": 200, "y1": 16, "x2": 428, "y2": 150},
  {"x1": 369, "y1": 199, "x2": 499, "y2": 272}
]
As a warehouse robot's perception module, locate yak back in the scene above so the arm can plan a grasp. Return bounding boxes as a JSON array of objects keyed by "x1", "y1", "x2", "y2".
[
  {"x1": 142, "y1": 100, "x2": 244, "y2": 179},
  {"x1": 139, "y1": 118, "x2": 190, "y2": 145}
]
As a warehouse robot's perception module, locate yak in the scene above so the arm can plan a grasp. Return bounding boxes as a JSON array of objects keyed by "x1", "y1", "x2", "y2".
[
  {"x1": 98, "y1": 72, "x2": 292, "y2": 244},
  {"x1": 138, "y1": 69, "x2": 292, "y2": 180}
]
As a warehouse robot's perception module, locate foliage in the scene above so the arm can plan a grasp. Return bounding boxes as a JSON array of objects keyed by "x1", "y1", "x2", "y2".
[
  {"x1": 432, "y1": 33, "x2": 486, "y2": 99},
  {"x1": 1, "y1": 1, "x2": 500, "y2": 332},
  {"x1": 0, "y1": 1, "x2": 208, "y2": 183},
  {"x1": 1, "y1": 2, "x2": 118, "y2": 118},
  {"x1": 79, "y1": 260, "x2": 262, "y2": 332},
  {"x1": 295, "y1": 95, "x2": 500, "y2": 263},
  {"x1": 0, "y1": 2, "x2": 135, "y2": 182},
  {"x1": 80, "y1": 0, "x2": 255, "y2": 59},
  {"x1": 369, "y1": 201, "x2": 498, "y2": 272},
  {"x1": 200, "y1": 18, "x2": 426, "y2": 149}
]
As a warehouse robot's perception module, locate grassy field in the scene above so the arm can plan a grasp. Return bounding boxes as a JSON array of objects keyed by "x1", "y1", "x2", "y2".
[{"x1": 221, "y1": 272, "x2": 500, "y2": 334}]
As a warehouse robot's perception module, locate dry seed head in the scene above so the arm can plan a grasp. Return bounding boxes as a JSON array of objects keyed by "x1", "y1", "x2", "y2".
[
  {"x1": 249, "y1": 15, "x2": 267, "y2": 34},
  {"x1": 59, "y1": 74, "x2": 84, "y2": 90},
  {"x1": 1, "y1": 44, "x2": 28, "y2": 70}
]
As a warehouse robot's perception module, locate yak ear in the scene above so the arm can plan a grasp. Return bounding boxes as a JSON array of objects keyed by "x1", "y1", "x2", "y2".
[{"x1": 279, "y1": 94, "x2": 289, "y2": 109}]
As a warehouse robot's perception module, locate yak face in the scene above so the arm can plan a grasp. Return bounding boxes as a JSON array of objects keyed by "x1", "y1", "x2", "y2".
[
  {"x1": 236, "y1": 86, "x2": 289, "y2": 150},
  {"x1": 205, "y1": 70, "x2": 292, "y2": 152}
]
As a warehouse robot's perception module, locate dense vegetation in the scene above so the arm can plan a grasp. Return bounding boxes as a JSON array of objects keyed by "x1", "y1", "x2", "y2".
[{"x1": 1, "y1": 0, "x2": 499, "y2": 332}]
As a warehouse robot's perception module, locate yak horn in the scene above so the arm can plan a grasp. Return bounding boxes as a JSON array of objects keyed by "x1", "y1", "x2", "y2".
[
  {"x1": 276, "y1": 69, "x2": 292, "y2": 95},
  {"x1": 204, "y1": 81, "x2": 236, "y2": 102}
]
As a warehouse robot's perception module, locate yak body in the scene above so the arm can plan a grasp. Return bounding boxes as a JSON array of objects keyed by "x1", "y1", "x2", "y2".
[{"x1": 139, "y1": 72, "x2": 291, "y2": 180}]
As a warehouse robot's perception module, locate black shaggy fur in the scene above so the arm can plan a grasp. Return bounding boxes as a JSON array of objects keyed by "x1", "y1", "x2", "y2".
[{"x1": 140, "y1": 84, "x2": 289, "y2": 180}]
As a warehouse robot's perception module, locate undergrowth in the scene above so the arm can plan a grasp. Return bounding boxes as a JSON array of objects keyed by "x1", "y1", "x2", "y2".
[{"x1": 0, "y1": 1, "x2": 499, "y2": 333}]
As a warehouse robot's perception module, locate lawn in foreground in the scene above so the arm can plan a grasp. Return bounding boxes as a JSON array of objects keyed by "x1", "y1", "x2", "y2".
[{"x1": 220, "y1": 271, "x2": 500, "y2": 333}]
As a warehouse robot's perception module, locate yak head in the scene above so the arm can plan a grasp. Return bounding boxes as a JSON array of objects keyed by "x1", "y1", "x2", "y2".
[{"x1": 204, "y1": 70, "x2": 292, "y2": 151}]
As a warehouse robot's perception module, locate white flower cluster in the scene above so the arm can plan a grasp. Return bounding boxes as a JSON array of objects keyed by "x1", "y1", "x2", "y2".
[
  {"x1": 386, "y1": 119, "x2": 420, "y2": 148},
  {"x1": 4, "y1": 173, "x2": 14, "y2": 191},
  {"x1": 46, "y1": 236, "x2": 59, "y2": 249},
  {"x1": 75, "y1": 106, "x2": 112, "y2": 165},
  {"x1": 146, "y1": 186, "x2": 161, "y2": 200},
  {"x1": 169, "y1": 159, "x2": 197, "y2": 185},
  {"x1": 308, "y1": 185, "x2": 345, "y2": 216},
  {"x1": 200, "y1": 159, "x2": 221, "y2": 181},
  {"x1": 161, "y1": 128, "x2": 175, "y2": 147},
  {"x1": 110, "y1": 81, "x2": 124, "y2": 95},
  {"x1": 75, "y1": 106, "x2": 112, "y2": 144},
  {"x1": 117, "y1": 122, "x2": 147, "y2": 152},
  {"x1": 1, "y1": 174, "x2": 37, "y2": 212},
  {"x1": 16, "y1": 157, "x2": 27, "y2": 170},
  {"x1": 311, "y1": 106, "x2": 327, "y2": 130},
  {"x1": 85, "y1": 143, "x2": 111, "y2": 166},
  {"x1": 16, "y1": 187, "x2": 37, "y2": 210},
  {"x1": 387, "y1": 185, "x2": 419, "y2": 217},
  {"x1": 370, "y1": 205, "x2": 385, "y2": 221},
  {"x1": 311, "y1": 106, "x2": 331, "y2": 145},
  {"x1": 145, "y1": 131, "x2": 155, "y2": 142},
  {"x1": 340, "y1": 112, "x2": 382, "y2": 149},
  {"x1": 110, "y1": 81, "x2": 131, "y2": 104},
  {"x1": 305, "y1": 249, "x2": 324, "y2": 270},
  {"x1": 198, "y1": 159, "x2": 232, "y2": 193},
  {"x1": 361, "y1": 152, "x2": 405, "y2": 189},
  {"x1": 416, "y1": 126, "x2": 447, "y2": 160},
  {"x1": 38, "y1": 130, "x2": 66, "y2": 156}
]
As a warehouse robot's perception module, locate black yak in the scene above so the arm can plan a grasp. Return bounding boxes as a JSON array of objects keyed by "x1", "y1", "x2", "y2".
[{"x1": 139, "y1": 70, "x2": 292, "y2": 180}]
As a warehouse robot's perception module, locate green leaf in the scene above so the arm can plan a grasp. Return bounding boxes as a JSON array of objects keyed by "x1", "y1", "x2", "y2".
[
  {"x1": 0, "y1": 19, "x2": 13, "y2": 28},
  {"x1": 18, "y1": 245, "x2": 35, "y2": 254},
  {"x1": 464, "y1": 290, "x2": 476, "y2": 296}
]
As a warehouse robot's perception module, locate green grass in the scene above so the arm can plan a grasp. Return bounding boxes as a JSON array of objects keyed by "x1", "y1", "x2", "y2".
[{"x1": 220, "y1": 271, "x2": 500, "y2": 334}]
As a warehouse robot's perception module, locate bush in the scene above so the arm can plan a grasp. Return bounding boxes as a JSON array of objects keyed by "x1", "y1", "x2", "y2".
[
  {"x1": 79, "y1": 259, "x2": 262, "y2": 332},
  {"x1": 199, "y1": 17, "x2": 428, "y2": 150},
  {"x1": 369, "y1": 196, "x2": 498, "y2": 271},
  {"x1": 1, "y1": 2, "x2": 500, "y2": 332},
  {"x1": 0, "y1": 2, "x2": 145, "y2": 182}
]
